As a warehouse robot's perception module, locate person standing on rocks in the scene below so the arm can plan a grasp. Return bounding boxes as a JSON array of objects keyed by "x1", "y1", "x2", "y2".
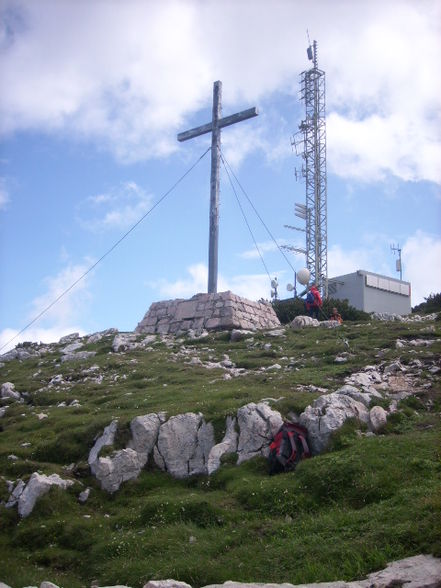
[{"x1": 305, "y1": 284, "x2": 322, "y2": 320}]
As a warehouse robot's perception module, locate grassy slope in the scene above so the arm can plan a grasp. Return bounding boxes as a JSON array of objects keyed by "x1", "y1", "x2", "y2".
[{"x1": 0, "y1": 320, "x2": 440, "y2": 588}]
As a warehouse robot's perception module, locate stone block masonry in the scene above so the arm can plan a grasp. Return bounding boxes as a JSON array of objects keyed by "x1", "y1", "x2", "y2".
[{"x1": 135, "y1": 291, "x2": 281, "y2": 336}]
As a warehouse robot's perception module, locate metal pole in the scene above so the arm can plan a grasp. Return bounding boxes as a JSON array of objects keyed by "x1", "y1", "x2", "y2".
[{"x1": 208, "y1": 81, "x2": 222, "y2": 294}]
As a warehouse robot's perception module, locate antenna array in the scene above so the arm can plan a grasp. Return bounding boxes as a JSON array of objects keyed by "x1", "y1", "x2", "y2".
[{"x1": 290, "y1": 40, "x2": 328, "y2": 297}]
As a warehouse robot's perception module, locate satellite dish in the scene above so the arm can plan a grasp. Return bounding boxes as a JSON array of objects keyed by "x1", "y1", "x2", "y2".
[
  {"x1": 297, "y1": 268, "x2": 310, "y2": 286},
  {"x1": 287, "y1": 283, "x2": 294, "y2": 292},
  {"x1": 271, "y1": 279, "x2": 278, "y2": 289}
]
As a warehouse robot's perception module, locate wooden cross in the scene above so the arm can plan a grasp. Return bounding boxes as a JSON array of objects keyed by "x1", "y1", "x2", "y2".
[{"x1": 178, "y1": 80, "x2": 258, "y2": 294}]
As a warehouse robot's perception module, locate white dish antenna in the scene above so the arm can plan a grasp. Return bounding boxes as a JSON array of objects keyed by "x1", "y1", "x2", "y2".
[
  {"x1": 297, "y1": 268, "x2": 310, "y2": 286},
  {"x1": 286, "y1": 283, "x2": 294, "y2": 292}
]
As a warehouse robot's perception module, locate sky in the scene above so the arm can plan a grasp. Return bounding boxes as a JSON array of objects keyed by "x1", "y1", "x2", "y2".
[{"x1": 0, "y1": 0, "x2": 440, "y2": 351}]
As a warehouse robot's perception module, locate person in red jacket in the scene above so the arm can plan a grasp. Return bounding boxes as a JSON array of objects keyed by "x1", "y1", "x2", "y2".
[{"x1": 305, "y1": 284, "x2": 322, "y2": 319}]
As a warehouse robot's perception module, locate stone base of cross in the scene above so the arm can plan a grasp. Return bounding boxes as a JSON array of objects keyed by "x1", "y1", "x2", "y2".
[{"x1": 178, "y1": 81, "x2": 258, "y2": 293}]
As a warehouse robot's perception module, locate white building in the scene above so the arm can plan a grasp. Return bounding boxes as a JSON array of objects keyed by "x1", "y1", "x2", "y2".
[{"x1": 328, "y1": 270, "x2": 411, "y2": 315}]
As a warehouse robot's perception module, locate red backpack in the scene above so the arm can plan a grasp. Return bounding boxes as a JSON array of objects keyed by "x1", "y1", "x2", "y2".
[{"x1": 268, "y1": 422, "x2": 311, "y2": 475}]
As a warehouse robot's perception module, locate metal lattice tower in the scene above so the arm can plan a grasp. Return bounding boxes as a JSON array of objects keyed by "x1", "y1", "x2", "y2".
[{"x1": 291, "y1": 40, "x2": 328, "y2": 297}]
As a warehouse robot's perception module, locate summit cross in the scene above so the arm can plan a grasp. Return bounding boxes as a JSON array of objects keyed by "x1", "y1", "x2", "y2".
[{"x1": 178, "y1": 80, "x2": 258, "y2": 294}]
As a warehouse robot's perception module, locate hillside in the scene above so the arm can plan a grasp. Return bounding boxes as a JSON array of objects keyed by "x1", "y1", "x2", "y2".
[{"x1": 0, "y1": 316, "x2": 440, "y2": 588}]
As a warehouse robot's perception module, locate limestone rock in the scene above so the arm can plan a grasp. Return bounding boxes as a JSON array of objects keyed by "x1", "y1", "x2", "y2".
[
  {"x1": 1, "y1": 381, "x2": 21, "y2": 401},
  {"x1": 129, "y1": 413, "x2": 161, "y2": 465},
  {"x1": 5, "y1": 479, "x2": 26, "y2": 508},
  {"x1": 361, "y1": 554, "x2": 441, "y2": 588},
  {"x1": 237, "y1": 402, "x2": 283, "y2": 464},
  {"x1": 78, "y1": 487, "x2": 91, "y2": 503},
  {"x1": 40, "y1": 582, "x2": 60, "y2": 588},
  {"x1": 143, "y1": 581, "x2": 192, "y2": 588},
  {"x1": 87, "y1": 328, "x2": 118, "y2": 344},
  {"x1": 200, "y1": 555, "x2": 441, "y2": 588},
  {"x1": 155, "y1": 413, "x2": 215, "y2": 478},
  {"x1": 320, "y1": 320, "x2": 342, "y2": 328},
  {"x1": 112, "y1": 333, "x2": 138, "y2": 353},
  {"x1": 17, "y1": 473, "x2": 74, "y2": 518},
  {"x1": 88, "y1": 420, "x2": 118, "y2": 470},
  {"x1": 299, "y1": 393, "x2": 369, "y2": 454},
  {"x1": 369, "y1": 405, "x2": 388, "y2": 432},
  {"x1": 61, "y1": 350, "x2": 97, "y2": 363},
  {"x1": 336, "y1": 384, "x2": 376, "y2": 407},
  {"x1": 93, "y1": 449, "x2": 144, "y2": 493},
  {"x1": 59, "y1": 332, "x2": 80, "y2": 344},
  {"x1": 61, "y1": 341, "x2": 83, "y2": 354},
  {"x1": 289, "y1": 315, "x2": 320, "y2": 329},
  {"x1": 207, "y1": 416, "x2": 238, "y2": 474}
]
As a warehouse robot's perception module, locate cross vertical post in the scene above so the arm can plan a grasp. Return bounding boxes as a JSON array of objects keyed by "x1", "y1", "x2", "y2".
[
  {"x1": 208, "y1": 81, "x2": 222, "y2": 293},
  {"x1": 177, "y1": 81, "x2": 258, "y2": 294}
]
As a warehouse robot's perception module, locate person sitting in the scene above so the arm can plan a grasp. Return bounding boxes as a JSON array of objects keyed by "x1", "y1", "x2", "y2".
[
  {"x1": 305, "y1": 284, "x2": 322, "y2": 320},
  {"x1": 330, "y1": 307, "x2": 343, "y2": 324}
]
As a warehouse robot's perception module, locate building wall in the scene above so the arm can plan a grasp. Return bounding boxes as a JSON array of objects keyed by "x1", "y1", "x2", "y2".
[{"x1": 328, "y1": 270, "x2": 411, "y2": 315}]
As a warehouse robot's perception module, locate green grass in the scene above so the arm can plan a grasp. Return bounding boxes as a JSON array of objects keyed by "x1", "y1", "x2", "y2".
[{"x1": 1, "y1": 320, "x2": 440, "y2": 587}]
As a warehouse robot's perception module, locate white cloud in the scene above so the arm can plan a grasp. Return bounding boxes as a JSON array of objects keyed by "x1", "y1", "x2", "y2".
[
  {"x1": 0, "y1": 324, "x2": 86, "y2": 354},
  {"x1": 0, "y1": 0, "x2": 439, "y2": 183},
  {"x1": 0, "y1": 259, "x2": 94, "y2": 353},
  {"x1": 149, "y1": 262, "x2": 283, "y2": 302},
  {"x1": 402, "y1": 231, "x2": 441, "y2": 305},
  {"x1": 78, "y1": 181, "x2": 152, "y2": 232}
]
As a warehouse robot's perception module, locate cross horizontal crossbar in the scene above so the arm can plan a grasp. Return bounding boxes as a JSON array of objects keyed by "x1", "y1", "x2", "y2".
[{"x1": 177, "y1": 106, "x2": 259, "y2": 142}]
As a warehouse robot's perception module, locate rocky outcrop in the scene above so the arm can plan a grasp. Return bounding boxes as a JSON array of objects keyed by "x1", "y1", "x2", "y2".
[
  {"x1": 88, "y1": 420, "x2": 118, "y2": 469},
  {"x1": 289, "y1": 315, "x2": 320, "y2": 329},
  {"x1": 6, "y1": 473, "x2": 74, "y2": 518},
  {"x1": 1, "y1": 382, "x2": 21, "y2": 401},
  {"x1": 154, "y1": 413, "x2": 215, "y2": 478},
  {"x1": 369, "y1": 405, "x2": 388, "y2": 431},
  {"x1": 91, "y1": 448, "x2": 145, "y2": 493},
  {"x1": 207, "y1": 416, "x2": 238, "y2": 474},
  {"x1": 237, "y1": 402, "x2": 283, "y2": 463},
  {"x1": 299, "y1": 392, "x2": 369, "y2": 454}
]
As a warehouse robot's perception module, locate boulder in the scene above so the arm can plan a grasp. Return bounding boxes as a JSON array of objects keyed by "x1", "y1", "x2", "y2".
[
  {"x1": 154, "y1": 413, "x2": 215, "y2": 478},
  {"x1": 1, "y1": 381, "x2": 21, "y2": 401},
  {"x1": 88, "y1": 420, "x2": 118, "y2": 470},
  {"x1": 78, "y1": 487, "x2": 91, "y2": 503},
  {"x1": 59, "y1": 332, "x2": 80, "y2": 344},
  {"x1": 237, "y1": 402, "x2": 283, "y2": 464},
  {"x1": 143, "y1": 582, "x2": 192, "y2": 588},
  {"x1": 289, "y1": 315, "x2": 320, "y2": 329},
  {"x1": 61, "y1": 351, "x2": 97, "y2": 363},
  {"x1": 17, "y1": 473, "x2": 74, "y2": 518},
  {"x1": 299, "y1": 393, "x2": 369, "y2": 454},
  {"x1": 61, "y1": 341, "x2": 83, "y2": 354},
  {"x1": 5, "y1": 479, "x2": 26, "y2": 508},
  {"x1": 369, "y1": 405, "x2": 388, "y2": 432},
  {"x1": 87, "y1": 328, "x2": 118, "y2": 344},
  {"x1": 129, "y1": 413, "x2": 161, "y2": 465},
  {"x1": 207, "y1": 416, "x2": 238, "y2": 474},
  {"x1": 112, "y1": 334, "x2": 138, "y2": 353},
  {"x1": 92, "y1": 449, "x2": 145, "y2": 493}
]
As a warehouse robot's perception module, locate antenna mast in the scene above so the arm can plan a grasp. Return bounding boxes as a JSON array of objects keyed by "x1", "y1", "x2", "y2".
[
  {"x1": 391, "y1": 243, "x2": 403, "y2": 280},
  {"x1": 291, "y1": 39, "x2": 328, "y2": 297}
]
